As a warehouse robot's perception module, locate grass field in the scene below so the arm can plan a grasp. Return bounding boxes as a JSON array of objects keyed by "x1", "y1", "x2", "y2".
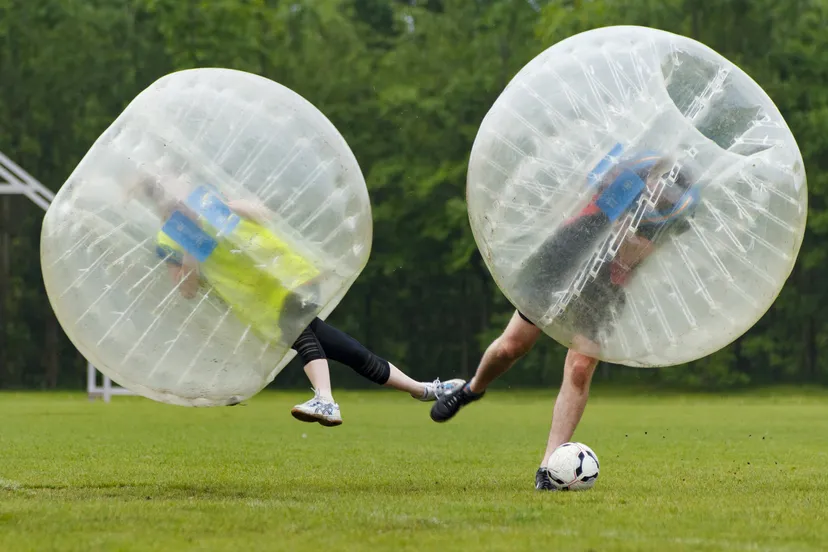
[{"x1": 2, "y1": 389, "x2": 828, "y2": 551}]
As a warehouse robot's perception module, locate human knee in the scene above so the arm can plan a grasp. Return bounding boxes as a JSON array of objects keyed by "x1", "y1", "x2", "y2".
[
  {"x1": 309, "y1": 319, "x2": 391, "y2": 385},
  {"x1": 292, "y1": 326, "x2": 325, "y2": 365},
  {"x1": 358, "y1": 354, "x2": 391, "y2": 385},
  {"x1": 495, "y1": 334, "x2": 534, "y2": 363},
  {"x1": 565, "y1": 351, "x2": 598, "y2": 390}
]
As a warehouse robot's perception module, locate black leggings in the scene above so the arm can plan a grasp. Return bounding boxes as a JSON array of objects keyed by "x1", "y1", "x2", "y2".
[
  {"x1": 291, "y1": 318, "x2": 391, "y2": 385},
  {"x1": 280, "y1": 286, "x2": 391, "y2": 386}
]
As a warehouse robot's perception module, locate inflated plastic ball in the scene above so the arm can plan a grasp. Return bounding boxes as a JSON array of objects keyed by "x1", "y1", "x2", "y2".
[
  {"x1": 467, "y1": 26, "x2": 807, "y2": 367},
  {"x1": 41, "y1": 68, "x2": 372, "y2": 405}
]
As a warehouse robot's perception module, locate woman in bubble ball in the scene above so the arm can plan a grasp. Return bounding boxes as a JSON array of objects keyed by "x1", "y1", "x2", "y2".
[
  {"x1": 136, "y1": 170, "x2": 464, "y2": 426},
  {"x1": 431, "y1": 149, "x2": 700, "y2": 489}
]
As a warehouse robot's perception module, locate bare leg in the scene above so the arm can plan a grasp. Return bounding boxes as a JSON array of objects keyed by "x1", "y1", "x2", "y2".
[
  {"x1": 292, "y1": 356, "x2": 342, "y2": 427},
  {"x1": 540, "y1": 348, "x2": 599, "y2": 466},
  {"x1": 302, "y1": 359, "x2": 334, "y2": 401},
  {"x1": 430, "y1": 311, "x2": 542, "y2": 423},
  {"x1": 384, "y1": 362, "x2": 426, "y2": 397},
  {"x1": 468, "y1": 311, "x2": 542, "y2": 393}
]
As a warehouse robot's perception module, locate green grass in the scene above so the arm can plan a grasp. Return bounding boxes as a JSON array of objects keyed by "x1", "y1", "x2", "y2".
[{"x1": 2, "y1": 389, "x2": 828, "y2": 551}]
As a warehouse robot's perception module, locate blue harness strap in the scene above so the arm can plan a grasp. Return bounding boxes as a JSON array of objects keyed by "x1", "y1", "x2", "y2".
[
  {"x1": 595, "y1": 169, "x2": 646, "y2": 222},
  {"x1": 155, "y1": 243, "x2": 184, "y2": 266},
  {"x1": 184, "y1": 185, "x2": 240, "y2": 236},
  {"x1": 157, "y1": 185, "x2": 241, "y2": 263},
  {"x1": 639, "y1": 185, "x2": 701, "y2": 227},
  {"x1": 590, "y1": 147, "x2": 699, "y2": 226},
  {"x1": 587, "y1": 143, "x2": 624, "y2": 187},
  {"x1": 161, "y1": 211, "x2": 218, "y2": 263}
]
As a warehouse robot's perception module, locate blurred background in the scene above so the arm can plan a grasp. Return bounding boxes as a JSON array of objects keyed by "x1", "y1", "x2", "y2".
[{"x1": 0, "y1": 0, "x2": 825, "y2": 392}]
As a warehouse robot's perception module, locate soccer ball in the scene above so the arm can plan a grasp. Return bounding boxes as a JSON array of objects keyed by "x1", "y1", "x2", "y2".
[{"x1": 546, "y1": 442, "x2": 600, "y2": 491}]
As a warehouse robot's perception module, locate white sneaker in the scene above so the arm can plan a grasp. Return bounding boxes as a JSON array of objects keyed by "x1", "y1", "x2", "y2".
[
  {"x1": 291, "y1": 391, "x2": 343, "y2": 427},
  {"x1": 415, "y1": 378, "x2": 467, "y2": 402}
]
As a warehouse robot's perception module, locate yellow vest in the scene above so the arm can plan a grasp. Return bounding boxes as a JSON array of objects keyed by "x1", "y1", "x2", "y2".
[{"x1": 155, "y1": 187, "x2": 319, "y2": 342}]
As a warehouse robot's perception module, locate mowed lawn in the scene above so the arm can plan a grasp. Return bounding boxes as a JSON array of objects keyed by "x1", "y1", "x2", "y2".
[{"x1": 1, "y1": 389, "x2": 827, "y2": 552}]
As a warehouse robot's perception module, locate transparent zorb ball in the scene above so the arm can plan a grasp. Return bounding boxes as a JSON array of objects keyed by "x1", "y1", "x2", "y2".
[
  {"x1": 467, "y1": 26, "x2": 807, "y2": 366},
  {"x1": 41, "y1": 69, "x2": 372, "y2": 405}
]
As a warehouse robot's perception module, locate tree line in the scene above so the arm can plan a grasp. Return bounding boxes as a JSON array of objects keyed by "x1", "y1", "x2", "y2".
[{"x1": 1, "y1": 0, "x2": 827, "y2": 391}]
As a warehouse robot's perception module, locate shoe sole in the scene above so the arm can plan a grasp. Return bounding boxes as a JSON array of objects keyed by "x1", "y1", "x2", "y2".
[
  {"x1": 430, "y1": 390, "x2": 484, "y2": 422},
  {"x1": 291, "y1": 408, "x2": 343, "y2": 427},
  {"x1": 429, "y1": 408, "x2": 453, "y2": 423},
  {"x1": 318, "y1": 418, "x2": 343, "y2": 427}
]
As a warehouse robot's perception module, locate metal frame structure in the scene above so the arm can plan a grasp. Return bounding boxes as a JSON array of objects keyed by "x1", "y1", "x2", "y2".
[{"x1": 0, "y1": 150, "x2": 134, "y2": 402}]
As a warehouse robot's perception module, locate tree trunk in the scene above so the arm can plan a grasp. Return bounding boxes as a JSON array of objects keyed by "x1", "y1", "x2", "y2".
[
  {"x1": 803, "y1": 314, "x2": 816, "y2": 382},
  {"x1": 690, "y1": 0, "x2": 701, "y2": 39},
  {"x1": 0, "y1": 195, "x2": 9, "y2": 386},
  {"x1": 733, "y1": 336, "x2": 748, "y2": 381},
  {"x1": 474, "y1": 254, "x2": 490, "y2": 377},
  {"x1": 460, "y1": 274, "x2": 469, "y2": 378},
  {"x1": 44, "y1": 313, "x2": 60, "y2": 388},
  {"x1": 363, "y1": 287, "x2": 372, "y2": 352}
]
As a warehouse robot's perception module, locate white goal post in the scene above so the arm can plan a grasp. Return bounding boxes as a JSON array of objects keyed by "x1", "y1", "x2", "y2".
[{"x1": 0, "y1": 150, "x2": 133, "y2": 402}]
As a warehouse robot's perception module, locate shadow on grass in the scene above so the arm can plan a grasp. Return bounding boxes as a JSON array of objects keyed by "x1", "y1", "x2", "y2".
[{"x1": 5, "y1": 477, "x2": 526, "y2": 501}]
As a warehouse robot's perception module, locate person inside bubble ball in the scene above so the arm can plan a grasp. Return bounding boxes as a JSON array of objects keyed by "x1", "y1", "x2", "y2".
[
  {"x1": 134, "y1": 170, "x2": 464, "y2": 425},
  {"x1": 431, "y1": 148, "x2": 700, "y2": 489}
]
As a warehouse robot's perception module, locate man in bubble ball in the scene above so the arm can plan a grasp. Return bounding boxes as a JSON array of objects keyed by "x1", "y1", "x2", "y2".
[
  {"x1": 136, "y1": 172, "x2": 464, "y2": 426},
  {"x1": 431, "y1": 149, "x2": 700, "y2": 489}
]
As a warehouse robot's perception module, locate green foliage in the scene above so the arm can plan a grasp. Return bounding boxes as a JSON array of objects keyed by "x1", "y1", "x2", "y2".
[{"x1": 1, "y1": 0, "x2": 826, "y2": 389}]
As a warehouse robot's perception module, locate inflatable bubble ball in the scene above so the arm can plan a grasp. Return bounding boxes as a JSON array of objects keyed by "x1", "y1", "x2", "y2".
[
  {"x1": 41, "y1": 68, "x2": 372, "y2": 406},
  {"x1": 467, "y1": 26, "x2": 807, "y2": 367}
]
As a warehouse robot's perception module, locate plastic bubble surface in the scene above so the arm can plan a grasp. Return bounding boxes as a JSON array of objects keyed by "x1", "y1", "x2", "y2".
[
  {"x1": 41, "y1": 68, "x2": 372, "y2": 405},
  {"x1": 467, "y1": 26, "x2": 806, "y2": 366}
]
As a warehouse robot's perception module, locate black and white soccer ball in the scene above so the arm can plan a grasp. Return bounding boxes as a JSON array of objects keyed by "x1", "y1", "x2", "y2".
[{"x1": 545, "y1": 442, "x2": 600, "y2": 490}]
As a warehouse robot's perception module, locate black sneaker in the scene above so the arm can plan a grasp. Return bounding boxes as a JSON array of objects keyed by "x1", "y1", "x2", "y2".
[
  {"x1": 535, "y1": 467, "x2": 558, "y2": 491},
  {"x1": 429, "y1": 384, "x2": 484, "y2": 422}
]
